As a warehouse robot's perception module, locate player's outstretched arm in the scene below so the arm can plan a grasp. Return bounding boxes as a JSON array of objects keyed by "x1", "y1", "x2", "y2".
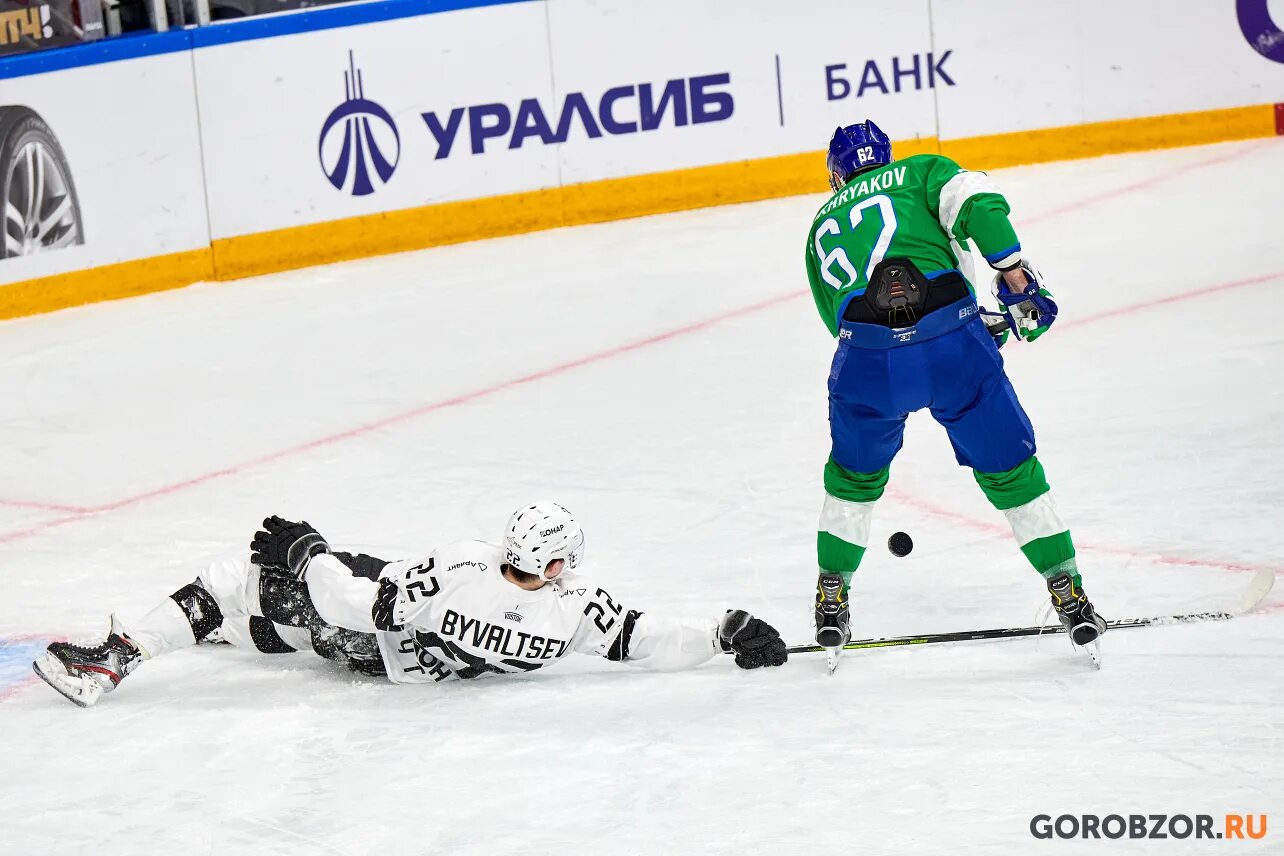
[
  {"x1": 571, "y1": 585, "x2": 787, "y2": 671},
  {"x1": 605, "y1": 610, "x2": 787, "y2": 671},
  {"x1": 601, "y1": 612, "x2": 721, "y2": 671}
]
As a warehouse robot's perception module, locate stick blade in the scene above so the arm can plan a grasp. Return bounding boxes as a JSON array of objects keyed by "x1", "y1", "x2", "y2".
[{"x1": 1232, "y1": 567, "x2": 1276, "y2": 615}]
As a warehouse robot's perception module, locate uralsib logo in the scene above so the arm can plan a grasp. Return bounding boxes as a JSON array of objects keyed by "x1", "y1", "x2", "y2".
[
  {"x1": 314, "y1": 60, "x2": 734, "y2": 193},
  {"x1": 318, "y1": 52, "x2": 400, "y2": 196}
]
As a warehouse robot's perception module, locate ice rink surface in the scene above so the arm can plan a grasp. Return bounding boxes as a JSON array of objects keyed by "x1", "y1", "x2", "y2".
[{"x1": 1, "y1": 140, "x2": 1282, "y2": 855}]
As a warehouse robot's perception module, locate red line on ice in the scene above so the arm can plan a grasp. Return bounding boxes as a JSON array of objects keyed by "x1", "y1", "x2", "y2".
[
  {"x1": 882, "y1": 486, "x2": 1276, "y2": 575},
  {"x1": 0, "y1": 291, "x2": 798, "y2": 544},
  {"x1": 0, "y1": 498, "x2": 92, "y2": 513},
  {"x1": 1059, "y1": 270, "x2": 1284, "y2": 331},
  {"x1": 0, "y1": 675, "x2": 42, "y2": 703},
  {"x1": 1021, "y1": 138, "x2": 1280, "y2": 227}
]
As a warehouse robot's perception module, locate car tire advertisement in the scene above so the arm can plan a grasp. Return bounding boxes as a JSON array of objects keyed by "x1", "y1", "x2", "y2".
[
  {"x1": 0, "y1": 50, "x2": 209, "y2": 288},
  {"x1": 0, "y1": 104, "x2": 83, "y2": 258}
]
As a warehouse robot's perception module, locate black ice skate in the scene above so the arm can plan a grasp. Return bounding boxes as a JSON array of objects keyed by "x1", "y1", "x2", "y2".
[
  {"x1": 815, "y1": 573, "x2": 851, "y2": 675},
  {"x1": 33, "y1": 614, "x2": 144, "y2": 708},
  {"x1": 1047, "y1": 573, "x2": 1107, "y2": 667}
]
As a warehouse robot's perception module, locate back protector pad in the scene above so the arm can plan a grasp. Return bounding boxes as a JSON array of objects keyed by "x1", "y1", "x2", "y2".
[{"x1": 864, "y1": 257, "x2": 929, "y2": 327}]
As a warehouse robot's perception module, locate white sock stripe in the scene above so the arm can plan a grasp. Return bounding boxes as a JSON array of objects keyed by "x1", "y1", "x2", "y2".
[
  {"x1": 819, "y1": 494, "x2": 876, "y2": 546},
  {"x1": 1002, "y1": 491, "x2": 1067, "y2": 546}
]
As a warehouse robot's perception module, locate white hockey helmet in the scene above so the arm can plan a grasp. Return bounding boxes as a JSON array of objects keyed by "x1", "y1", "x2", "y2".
[{"x1": 503, "y1": 500, "x2": 585, "y2": 580}]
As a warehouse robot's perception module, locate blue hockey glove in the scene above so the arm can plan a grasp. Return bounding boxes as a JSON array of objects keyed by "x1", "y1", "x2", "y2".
[{"x1": 991, "y1": 261, "x2": 1058, "y2": 342}]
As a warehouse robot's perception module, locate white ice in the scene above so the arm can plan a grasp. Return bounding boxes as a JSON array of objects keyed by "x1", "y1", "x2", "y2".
[{"x1": 1, "y1": 140, "x2": 1282, "y2": 855}]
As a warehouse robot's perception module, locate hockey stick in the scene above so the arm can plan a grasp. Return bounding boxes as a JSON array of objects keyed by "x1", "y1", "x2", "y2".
[{"x1": 784, "y1": 566, "x2": 1275, "y2": 656}]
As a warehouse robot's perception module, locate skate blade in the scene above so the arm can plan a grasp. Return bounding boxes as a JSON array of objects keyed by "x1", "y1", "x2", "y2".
[
  {"x1": 825, "y1": 647, "x2": 842, "y2": 676},
  {"x1": 1083, "y1": 640, "x2": 1102, "y2": 670},
  {"x1": 32, "y1": 654, "x2": 103, "y2": 708}
]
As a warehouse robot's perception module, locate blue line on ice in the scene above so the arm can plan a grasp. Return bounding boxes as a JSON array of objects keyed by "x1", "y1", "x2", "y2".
[{"x1": 0, "y1": 638, "x2": 48, "y2": 695}]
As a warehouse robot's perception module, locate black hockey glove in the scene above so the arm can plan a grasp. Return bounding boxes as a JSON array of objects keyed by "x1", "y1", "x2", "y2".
[
  {"x1": 719, "y1": 610, "x2": 788, "y2": 669},
  {"x1": 372, "y1": 577, "x2": 404, "y2": 632},
  {"x1": 250, "y1": 516, "x2": 330, "y2": 579}
]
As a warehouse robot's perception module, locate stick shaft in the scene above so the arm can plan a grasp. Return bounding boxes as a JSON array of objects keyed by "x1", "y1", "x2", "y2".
[{"x1": 784, "y1": 610, "x2": 1235, "y2": 655}]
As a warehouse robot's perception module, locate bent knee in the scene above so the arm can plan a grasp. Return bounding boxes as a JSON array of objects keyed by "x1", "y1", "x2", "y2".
[{"x1": 824, "y1": 457, "x2": 889, "y2": 503}]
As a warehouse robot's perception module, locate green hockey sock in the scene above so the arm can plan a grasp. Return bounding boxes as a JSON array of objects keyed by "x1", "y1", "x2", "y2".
[
  {"x1": 817, "y1": 459, "x2": 887, "y2": 583},
  {"x1": 974, "y1": 456, "x2": 1081, "y2": 585},
  {"x1": 816, "y1": 533, "x2": 862, "y2": 588}
]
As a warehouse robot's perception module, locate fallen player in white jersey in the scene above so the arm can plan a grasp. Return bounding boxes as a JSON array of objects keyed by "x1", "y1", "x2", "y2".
[{"x1": 33, "y1": 500, "x2": 788, "y2": 707}]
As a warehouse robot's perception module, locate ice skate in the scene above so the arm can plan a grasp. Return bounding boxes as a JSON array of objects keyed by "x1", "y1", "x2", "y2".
[
  {"x1": 32, "y1": 614, "x2": 145, "y2": 708},
  {"x1": 1046, "y1": 573, "x2": 1107, "y2": 669},
  {"x1": 814, "y1": 573, "x2": 851, "y2": 675}
]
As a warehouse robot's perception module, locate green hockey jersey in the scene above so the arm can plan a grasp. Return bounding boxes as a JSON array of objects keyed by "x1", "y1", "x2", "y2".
[{"x1": 804, "y1": 153, "x2": 1022, "y2": 337}]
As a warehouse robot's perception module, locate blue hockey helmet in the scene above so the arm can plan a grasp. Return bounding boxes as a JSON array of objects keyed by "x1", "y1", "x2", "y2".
[{"x1": 827, "y1": 121, "x2": 892, "y2": 193}]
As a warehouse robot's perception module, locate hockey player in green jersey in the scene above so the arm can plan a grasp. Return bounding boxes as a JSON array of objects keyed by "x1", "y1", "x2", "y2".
[{"x1": 806, "y1": 120, "x2": 1106, "y2": 671}]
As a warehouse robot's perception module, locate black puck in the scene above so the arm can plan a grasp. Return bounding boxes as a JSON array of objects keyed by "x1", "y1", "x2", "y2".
[{"x1": 888, "y1": 531, "x2": 913, "y2": 557}]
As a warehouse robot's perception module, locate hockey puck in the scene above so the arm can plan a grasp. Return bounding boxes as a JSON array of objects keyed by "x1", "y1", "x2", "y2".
[{"x1": 888, "y1": 531, "x2": 913, "y2": 557}]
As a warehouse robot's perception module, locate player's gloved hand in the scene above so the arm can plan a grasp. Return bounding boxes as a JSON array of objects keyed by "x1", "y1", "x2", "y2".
[
  {"x1": 719, "y1": 610, "x2": 788, "y2": 669},
  {"x1": 250, "y1": 516, "x2": 330, "y2": 579},
  {"x1": 991, "y1": 261, "x2": 1057, "y2": 343},
  {"x1": 371, "y1": 577, "x2": 404, "y2": 632}
]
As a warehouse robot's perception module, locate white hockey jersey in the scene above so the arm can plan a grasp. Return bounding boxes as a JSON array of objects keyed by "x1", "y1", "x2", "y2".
[{"x1": 305, "y1": 540, "x2": 721, "y2": 684}]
